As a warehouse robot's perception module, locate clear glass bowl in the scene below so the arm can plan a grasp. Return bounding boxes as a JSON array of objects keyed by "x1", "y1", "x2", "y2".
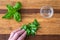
[{"x1": 40, "y1": 6, "x2": 54, "y2": 18}]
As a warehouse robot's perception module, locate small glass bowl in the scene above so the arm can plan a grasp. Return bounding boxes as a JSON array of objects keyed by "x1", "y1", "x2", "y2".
[{"x1": 40, "y1": 6, "x2": 54, "y2": 18}]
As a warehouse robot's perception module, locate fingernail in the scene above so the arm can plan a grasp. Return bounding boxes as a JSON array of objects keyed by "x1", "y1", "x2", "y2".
[
  {"x1": 21, "y1": 29, "x2": 25, "y2": 32},
  {"x1": 22, "y1": 29, "x2": 25, "y2": 31}
]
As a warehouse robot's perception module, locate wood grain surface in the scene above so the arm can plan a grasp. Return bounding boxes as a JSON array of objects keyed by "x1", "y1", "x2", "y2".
[{"x1": 0, "y1": 0, "x2": 60, "y2": 40}]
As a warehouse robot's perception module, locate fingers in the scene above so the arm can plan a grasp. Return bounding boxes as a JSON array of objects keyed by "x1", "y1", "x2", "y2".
[
  {"x1": 12, "y1": 29, "x2": 25, "y2": 40},
  {"x1": 9, "y1": 28, "x2": 21, "y2": 39},
  {"x1": 8, "y1": 29, "x2": 27, "y2": 40},
  {"x1": 17, "y1": 31, "x2": 26, "y2": 40}
]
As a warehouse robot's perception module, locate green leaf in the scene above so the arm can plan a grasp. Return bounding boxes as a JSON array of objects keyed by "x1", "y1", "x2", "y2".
[
  {"x1": 26, "y1": 29, "x2": 31, "y2": 36},
  {"x1": 14, "y1": 12, "x2": 21, "y2": 22},
  {"x1": 21, "y1": 25, "x2": 27, "y2": 30},
  {"x1": 2, "y1": 12, "x2": 13, "y2": 19},
  {"x1": 33, "y1": 19, "x2": 39, "y2": 26},
  {"x1": 31, "y1": 30, "x2": 36, "y2": 35},
  {"x1": 14, "y1": 2, "x2": 22, "y2": 10},
  {"x1": 7, "y1": 4, "x2": 14, "y2": 12},
  {"x1": 29, "y1": 23, "x2": 37, "y2": 30},
  {"x1": 31, "y1": 27, "x2": 37, "y2": 31}
]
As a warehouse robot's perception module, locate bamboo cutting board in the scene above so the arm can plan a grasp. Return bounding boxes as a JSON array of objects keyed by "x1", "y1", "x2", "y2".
[{"x1": 0, "y1": 0, "x2": 60, "y2": 35}]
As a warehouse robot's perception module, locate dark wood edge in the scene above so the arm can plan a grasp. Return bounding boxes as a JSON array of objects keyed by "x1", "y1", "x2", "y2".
[
  {"x1": 0, "y1": 9, "x2": 60, "y2": 14},
  {"x1": 0, "y1": 34, "x2": 60, "y2": 40}
]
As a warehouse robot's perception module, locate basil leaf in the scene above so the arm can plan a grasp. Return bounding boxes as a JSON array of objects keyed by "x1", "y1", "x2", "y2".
[
  {"x1": 14, "y1": 2, "x2": 22, "y2": 10},
  {"x1": 14, "y1": 12, "x2": 21, "y2": 22},
  {"x1": 2, "y1": 12, "x2": 13, "y2": 19},
  {"x1": 7, "y1": 5, "x2": 14, "y2": 12}
]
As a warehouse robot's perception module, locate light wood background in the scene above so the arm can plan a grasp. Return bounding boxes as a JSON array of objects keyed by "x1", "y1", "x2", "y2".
[{"x1": 0, "y1": 0, "x2": 60, "y2": 35}]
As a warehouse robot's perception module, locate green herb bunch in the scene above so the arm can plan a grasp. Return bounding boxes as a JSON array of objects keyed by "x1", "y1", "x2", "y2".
[{"x1": 21, "y1": 19, "x2": 40, "y2": 36}]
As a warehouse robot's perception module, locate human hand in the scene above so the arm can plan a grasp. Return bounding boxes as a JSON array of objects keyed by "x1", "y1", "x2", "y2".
[{"x1": 8, "y1": 29, "x2": 26, "y2": 40}]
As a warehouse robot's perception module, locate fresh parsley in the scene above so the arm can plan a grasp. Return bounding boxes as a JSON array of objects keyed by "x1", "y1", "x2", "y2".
[{"x1": 21, "y1": 19, "x2": 40, "y2": 36}]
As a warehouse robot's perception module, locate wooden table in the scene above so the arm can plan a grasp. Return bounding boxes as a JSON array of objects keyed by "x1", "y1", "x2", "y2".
[{"x1": 0, "y1": 0, "x2": 60, "y2": 40}]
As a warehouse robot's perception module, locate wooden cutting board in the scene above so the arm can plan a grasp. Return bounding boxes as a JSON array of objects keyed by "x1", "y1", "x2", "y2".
[{"x1": 0, "y1": 0, "x2": 60, "y2": 35}]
